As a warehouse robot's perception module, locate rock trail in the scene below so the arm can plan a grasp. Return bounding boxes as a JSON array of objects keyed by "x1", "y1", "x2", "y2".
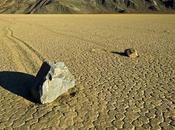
[{"x1": 4, "y1": 27, "x2": 43, "y2": 73}]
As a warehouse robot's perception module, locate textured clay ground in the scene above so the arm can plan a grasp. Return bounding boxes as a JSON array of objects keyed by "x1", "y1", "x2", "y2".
[{"x1": 0, "y1": 15, "x2": 175, "y2": 130}]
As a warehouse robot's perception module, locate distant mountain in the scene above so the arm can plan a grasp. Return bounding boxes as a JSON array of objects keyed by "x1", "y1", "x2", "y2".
[{"x1": 0, "y1": 0, "x2": 174, "y2": 14}]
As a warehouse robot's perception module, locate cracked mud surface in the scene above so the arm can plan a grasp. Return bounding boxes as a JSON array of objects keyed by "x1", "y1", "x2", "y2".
[{"x1": 0, "y1": 15, "x2": 175, "y2": 130}]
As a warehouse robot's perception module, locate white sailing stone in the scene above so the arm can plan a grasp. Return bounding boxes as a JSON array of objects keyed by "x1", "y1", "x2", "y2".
[{"x1": 31, "y1": 61, "x2": 75, "y2": 104}]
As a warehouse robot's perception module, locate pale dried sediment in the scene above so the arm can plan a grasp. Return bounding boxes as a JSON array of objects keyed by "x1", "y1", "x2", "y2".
[{"x1": 0, "y1": 15, "x2": 174, "y2": 130}]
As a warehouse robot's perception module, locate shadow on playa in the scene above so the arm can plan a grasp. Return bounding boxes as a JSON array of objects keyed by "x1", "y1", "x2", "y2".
[
  {"x1": 111, "y1": 51, "x2": 127, "y2": 57},
  {"x1": 0, "y1": 71, "x2": 36, "y2": 102}
]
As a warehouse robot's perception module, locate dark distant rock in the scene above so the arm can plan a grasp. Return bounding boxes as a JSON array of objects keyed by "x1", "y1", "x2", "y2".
[{"x1": 124, "y1": 48, "x2": 139, "y2": 58}]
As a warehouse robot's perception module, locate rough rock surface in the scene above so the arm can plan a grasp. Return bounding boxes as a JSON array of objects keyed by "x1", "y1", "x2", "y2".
[
  {"x1": 0, "y1": 0, "x2": 174, "y2": 13},
  {"x1": 31, "y1": 61, "x2": 75, "y2": 104}
]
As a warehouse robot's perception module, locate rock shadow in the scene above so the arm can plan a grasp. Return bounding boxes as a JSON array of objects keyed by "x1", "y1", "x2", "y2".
[
  {"x1": 111, "y1": 51, "x2": 127, "y2": 57},
  {"x1": 0, "y1": 71, "x2": 36, "y2": 102}
]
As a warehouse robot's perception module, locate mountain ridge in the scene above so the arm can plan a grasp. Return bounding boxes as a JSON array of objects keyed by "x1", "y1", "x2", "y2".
[{"x1": 0, "y1": 0, "x2": 174, "y2": 14}]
